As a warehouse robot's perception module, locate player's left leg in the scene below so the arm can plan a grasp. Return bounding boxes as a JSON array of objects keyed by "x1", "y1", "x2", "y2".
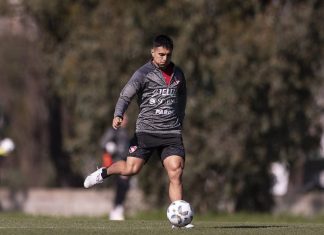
[
  {"x1": 165, "y1": 156, "x2": 195, "y2": 229},
  {"x1": 163, "y1": 155, "x2": 184, "y2": 202}
]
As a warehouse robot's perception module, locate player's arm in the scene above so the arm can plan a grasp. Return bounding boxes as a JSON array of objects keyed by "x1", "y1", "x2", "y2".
[
  {"x1": 178, "y1": 72, "x2": 187, "y2": 125},
  {"x1": 113, "y1": 71, "x2": 143, "y2": 129}
]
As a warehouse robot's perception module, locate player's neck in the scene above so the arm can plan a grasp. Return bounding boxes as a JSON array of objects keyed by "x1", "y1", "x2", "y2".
[{"x1": 152, "y1": 60, "x2": 173, "y2": 71}]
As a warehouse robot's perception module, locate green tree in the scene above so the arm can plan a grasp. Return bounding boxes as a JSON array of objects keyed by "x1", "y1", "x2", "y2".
[{"x1": 178, "y1": 0, "x2": 323, "y2": 212}]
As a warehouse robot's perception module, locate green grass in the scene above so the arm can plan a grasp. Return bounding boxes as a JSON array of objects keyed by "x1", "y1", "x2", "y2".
[{"x1": 1, "y1": 212, "x2": 324, "y2": 235}]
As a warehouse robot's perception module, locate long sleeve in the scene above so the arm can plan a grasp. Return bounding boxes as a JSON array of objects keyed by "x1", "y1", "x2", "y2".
[
  {"x1": 114, "y1": 70, "x2": 144, "y2": 118},
  {"x1": 178, "y1": 73, "x2": 187, "y2": 125}
]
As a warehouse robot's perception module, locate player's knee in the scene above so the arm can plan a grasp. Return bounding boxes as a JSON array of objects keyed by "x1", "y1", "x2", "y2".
[
  {"x1": 169, "y1": 165, "x2": 183, "y2": 183},
  {"x1": 124, "y1": 163, "x2": 141, "y2": 176},
  {"x1": 130, "y1": 165, "x2": 141, "y2": 175}
]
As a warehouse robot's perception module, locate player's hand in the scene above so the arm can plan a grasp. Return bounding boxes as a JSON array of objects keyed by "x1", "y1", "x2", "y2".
[{"x1": 112, "y1": 116, "x2": 123, "y2": 129}]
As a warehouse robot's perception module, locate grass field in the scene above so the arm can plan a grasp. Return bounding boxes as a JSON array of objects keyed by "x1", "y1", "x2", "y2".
[{"x1": 1, "y1": 212, "x2": 324, "y2": 235}]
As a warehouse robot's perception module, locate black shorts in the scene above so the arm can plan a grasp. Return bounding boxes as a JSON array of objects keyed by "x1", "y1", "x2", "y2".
[{"x1": 127, "y1": 132, "x2": 185, "y2": 163}]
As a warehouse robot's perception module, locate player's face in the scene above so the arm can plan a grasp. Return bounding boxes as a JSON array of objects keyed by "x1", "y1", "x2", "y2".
[{"x1": 151, "y1": 46, "x2": 172, "y2": 69}]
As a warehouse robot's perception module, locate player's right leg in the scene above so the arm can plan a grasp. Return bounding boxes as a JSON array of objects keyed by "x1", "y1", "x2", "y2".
[
  {"x1": 84, "y1": 157, "x2": 144, "y2": 188},
  {"x1": 107, "y1": 157, "x2": 144, "y2": 176}
]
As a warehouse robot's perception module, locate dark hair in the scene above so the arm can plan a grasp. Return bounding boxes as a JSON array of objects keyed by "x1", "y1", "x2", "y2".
[{"x1": 153, "y1": 34, "x2": 173, "y2": 50}]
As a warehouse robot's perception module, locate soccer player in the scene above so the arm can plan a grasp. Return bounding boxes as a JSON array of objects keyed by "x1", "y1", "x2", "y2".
[
  {"x1": 0, "y1": 107, "x2": 15, "y2": 157},
  {"x1": 100, "y1": 115, "x2": 130, "y2": 220},
  {"x1": 84, "y1": 34, "x2": 193, "y2": 228}
]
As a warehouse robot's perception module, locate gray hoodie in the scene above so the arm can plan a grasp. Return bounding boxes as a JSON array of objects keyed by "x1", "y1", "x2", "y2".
[{"x1": 114, "y1": 61, "x2": 186, "y2": 135}]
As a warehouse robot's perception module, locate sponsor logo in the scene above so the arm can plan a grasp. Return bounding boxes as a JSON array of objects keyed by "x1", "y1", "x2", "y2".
[
  {"x1": 166, "y1": 98, "x2": 177, "y2": 104},
  {"x1": 129, "y1": 146, "x2": 138, "y2": 153},
  {"x1": 149, "y1": 98, "x2": 156, "y2": 105},
  {"x1": 155, "y1": 109, "x2": 173, "y2": 115},
  {"x1": 153, "y1": 88, "x2": 177, "y2": 97}
]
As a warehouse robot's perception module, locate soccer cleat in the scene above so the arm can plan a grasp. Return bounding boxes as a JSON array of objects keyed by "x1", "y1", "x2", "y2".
[
  {"x1": 171, "y1": 223, "x2": 195, "y2": 229},
  {"x1": 84, "y1": 167, "x2": 105, "y2": 188},
  {"x1": 184, "y1": 224, "x2": 194, "y2": 229}
]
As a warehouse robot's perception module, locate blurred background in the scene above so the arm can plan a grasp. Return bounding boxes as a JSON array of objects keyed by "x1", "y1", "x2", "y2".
[{"x1": 0, "y1": 0, "x2": 324, "y2": 217}]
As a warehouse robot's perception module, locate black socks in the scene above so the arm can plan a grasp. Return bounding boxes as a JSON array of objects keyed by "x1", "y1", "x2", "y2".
[{"x1": 101, "y1": 168, "x2": 109, "y2": 179}]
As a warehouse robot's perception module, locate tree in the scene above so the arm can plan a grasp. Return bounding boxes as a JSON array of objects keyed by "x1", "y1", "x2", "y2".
[{"x1": 11, "y1": 0, "x2": 324, "y2": 213}]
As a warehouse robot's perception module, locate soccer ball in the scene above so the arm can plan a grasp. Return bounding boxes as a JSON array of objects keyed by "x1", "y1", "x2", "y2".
[{"x1": 167, "y1": 200, "x2": 193, "y2": 227}]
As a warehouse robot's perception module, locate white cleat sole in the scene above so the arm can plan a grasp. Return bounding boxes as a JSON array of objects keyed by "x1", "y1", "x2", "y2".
[{"x1": 171, "y1": 223, "x2": 194, "y2": 229}]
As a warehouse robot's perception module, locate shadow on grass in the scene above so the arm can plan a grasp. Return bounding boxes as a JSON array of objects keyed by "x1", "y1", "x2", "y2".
[{"x1": 207, "y1": 225, "x2": 289, "y2": 229}]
